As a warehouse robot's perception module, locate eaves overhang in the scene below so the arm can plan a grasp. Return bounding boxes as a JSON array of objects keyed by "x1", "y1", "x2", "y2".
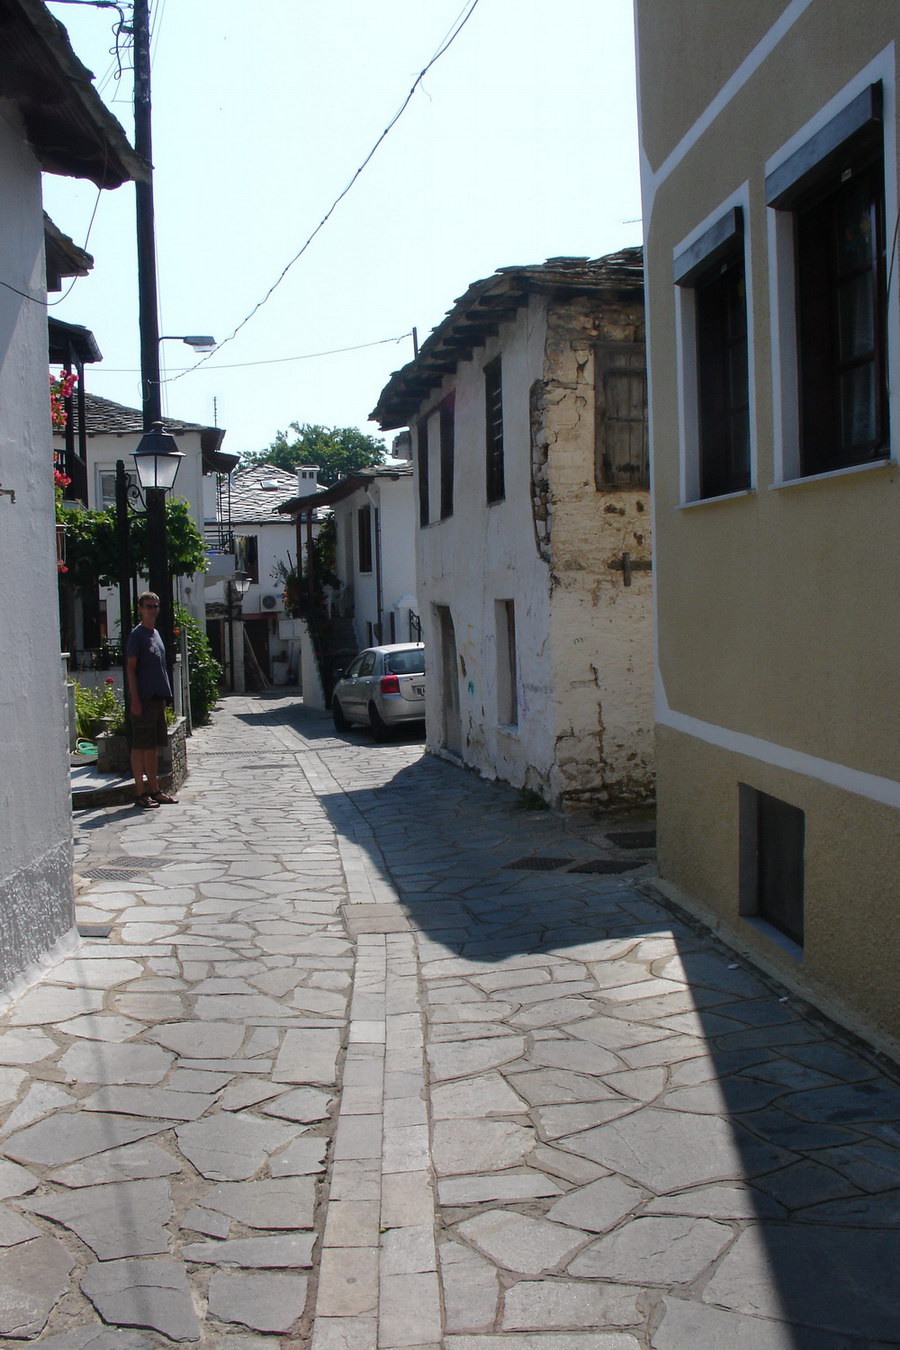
[
  {"x1": 371, "y1": 247, "x2": 644, "y2": 431},
  {"x1": 277, "y1": 465, "x2": 412, "y2": 515},
  {"x1": 0, "y1": 0, "x2": 148, "y2": 188}
]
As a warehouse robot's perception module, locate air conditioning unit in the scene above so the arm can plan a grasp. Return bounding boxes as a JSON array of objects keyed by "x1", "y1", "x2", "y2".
[{"x1": 261, "y1": 594, "x2": 279, "y2": 611}]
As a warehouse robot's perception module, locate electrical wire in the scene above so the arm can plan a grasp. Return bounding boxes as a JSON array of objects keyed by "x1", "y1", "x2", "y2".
[
  {"x1": 89, "y1": 332, "x2": 413, "y2": 374},
  {"x1": 168, "y1": 0, "x2": 482, "y2": 385}
]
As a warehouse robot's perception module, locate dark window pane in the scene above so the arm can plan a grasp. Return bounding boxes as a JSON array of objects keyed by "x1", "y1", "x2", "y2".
[
  {"x1": 440, "y1": 395, "x2": 455, "y2": 520},
  {"x1": 694, "y1": 255, "x2": 751, "y2": 498},
  {"x1": 595, "y1": 343, "x2": 649, "y2": 488},
  {"x1": 417, "y1": 419, "x2": 430, "y2": 527},
  {"x1": 485, "y1": 358, "x2": 504, "y2": 503}
]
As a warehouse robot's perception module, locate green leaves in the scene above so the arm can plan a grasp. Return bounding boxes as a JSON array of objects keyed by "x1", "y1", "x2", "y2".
[
  {"x1": 58, "y1": 498, "x2": 207, "y2": 590},
  {"x1": 243, "y1": 422, "x2": 386, "y2": 487}
]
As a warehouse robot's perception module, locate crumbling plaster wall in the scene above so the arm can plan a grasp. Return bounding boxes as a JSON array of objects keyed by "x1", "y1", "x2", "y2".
[{"x1": 536, "y1": 295, "x2": 654, "y2": 808}]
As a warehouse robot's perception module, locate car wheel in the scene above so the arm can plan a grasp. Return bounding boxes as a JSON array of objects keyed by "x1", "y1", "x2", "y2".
[
  {"x1": 369, "y1": 703, "x2": 390, "y2": 742},
  {"x1": 332, "y1": 699, "x2": 349, "y2": 731}
]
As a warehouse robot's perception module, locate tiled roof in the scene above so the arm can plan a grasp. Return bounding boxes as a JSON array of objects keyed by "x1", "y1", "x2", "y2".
[
  {"x1": 68, "y1": 393, "x2": 234, "y2": 471},
  {"x1": 277, "y1": 463, "x2": 413, "y2": 514},
  {"x1": 227, "y1": 465, "x2": 311, "y2": 524},
  {"x1": 371, "y1": 246, "x2": 644, "y2": 429}
]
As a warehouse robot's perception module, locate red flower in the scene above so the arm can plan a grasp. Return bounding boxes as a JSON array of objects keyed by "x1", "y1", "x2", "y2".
[{"x1": 105, "y1": 677, "x2": 115, "y2": 685}]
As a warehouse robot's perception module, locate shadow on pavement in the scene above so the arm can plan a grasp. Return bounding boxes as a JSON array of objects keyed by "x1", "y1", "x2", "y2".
[{"x1": 301, "y1": 731, "x2": 900, "y2": 1348}]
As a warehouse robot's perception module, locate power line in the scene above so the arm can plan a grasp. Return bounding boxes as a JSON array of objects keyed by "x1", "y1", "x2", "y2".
[
  {"x1": 169, "y1": 0, "x2": 482, "y2": 385},
  {"x1": 88, "y1": 332, "x2": 413, "y2": 374}
]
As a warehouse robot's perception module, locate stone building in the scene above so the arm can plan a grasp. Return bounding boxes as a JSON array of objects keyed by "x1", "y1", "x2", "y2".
[{"x1": 372, "y1": 249, "x2": 653, "y2": 809}]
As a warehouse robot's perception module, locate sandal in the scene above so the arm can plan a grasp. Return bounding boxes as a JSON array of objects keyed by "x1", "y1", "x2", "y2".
[
  {"x1": 135, "y1": 793, "x2": 160, "y2": 809},
  {"x1": 150, "y1": 790, "x2": 179, "y2": 804}
]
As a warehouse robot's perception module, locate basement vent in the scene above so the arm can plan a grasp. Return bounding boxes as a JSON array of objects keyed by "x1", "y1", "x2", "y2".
[
  {"x1": 608, "y1": 831, "x2": 657, "y2": 850},
  {"x1": 77, "y1": 923, "x2": 113, "y2": 939},
  {"x1": 505, "y1": 857, "x2": 570, "y2": 871},
  {"x1": 568, "y1": 859, "x2": 643, "y2": 874}
]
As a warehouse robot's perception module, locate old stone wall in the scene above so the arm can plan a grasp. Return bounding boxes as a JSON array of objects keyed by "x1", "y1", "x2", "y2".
[{"x1": 536, "y1": 295, "x2": 655, "y2": 808}]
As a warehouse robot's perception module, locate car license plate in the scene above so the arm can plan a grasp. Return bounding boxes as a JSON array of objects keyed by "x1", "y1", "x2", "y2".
[{"x1": 412, "y1": 684, "x2": 425, "y2": 697}]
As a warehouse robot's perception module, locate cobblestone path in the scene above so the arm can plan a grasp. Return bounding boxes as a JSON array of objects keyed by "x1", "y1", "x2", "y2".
[{"x1": 0, "y1": 694, "x2": 899, "y2": 1347}]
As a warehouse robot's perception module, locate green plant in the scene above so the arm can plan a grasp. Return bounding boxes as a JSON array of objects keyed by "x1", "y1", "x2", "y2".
[
  {"x1": 72, "y1": 677, "x2": 124, "y2": 740},
  {"x1": 174, "y1": 602, "x2": 221, "y2": 726}
]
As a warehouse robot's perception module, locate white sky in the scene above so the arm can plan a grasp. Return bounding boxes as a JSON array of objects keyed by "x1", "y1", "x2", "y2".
[{"x1": 43, "y1": 0, "x2": 641, "y2": 458}]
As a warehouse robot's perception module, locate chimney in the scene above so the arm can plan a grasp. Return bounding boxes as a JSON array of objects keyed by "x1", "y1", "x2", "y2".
[{"x1": 296, "y1": 465, "x2": 319, "y2": 498}]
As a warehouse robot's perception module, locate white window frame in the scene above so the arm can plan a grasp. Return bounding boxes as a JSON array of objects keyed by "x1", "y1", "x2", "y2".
[
  {"x1": 673, "y1": 184, "x2": 757, "y2": 506},
  {"x1": 767, "y1": 49, "x2": 899, "y2": 487}
]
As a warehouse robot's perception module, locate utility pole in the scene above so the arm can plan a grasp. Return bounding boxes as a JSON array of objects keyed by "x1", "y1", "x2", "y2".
[{"x1": 131, "y1": 0, "x2": 173, "y2": 671}]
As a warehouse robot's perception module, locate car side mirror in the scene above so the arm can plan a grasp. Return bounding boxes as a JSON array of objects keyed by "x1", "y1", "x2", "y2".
[{"x1": 333, "y1": 668, "x2": 344, "y2": 679}]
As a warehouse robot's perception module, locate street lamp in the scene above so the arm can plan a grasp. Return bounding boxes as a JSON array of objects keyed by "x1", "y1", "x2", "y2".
[
  {"x1": 133, "y1": 421, "x2": 184, "y2": 680},
  {"x1": 160, "y1": 334, "x2": 217, "y2": 354},
  {"x1": 227, "y1": 571, "x2": 252, "y2": 693}
]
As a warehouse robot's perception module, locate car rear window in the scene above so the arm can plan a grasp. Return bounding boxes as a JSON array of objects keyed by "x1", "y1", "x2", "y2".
[{"x1": 386, "y1": 650, "x2": 425, "y2": 676}]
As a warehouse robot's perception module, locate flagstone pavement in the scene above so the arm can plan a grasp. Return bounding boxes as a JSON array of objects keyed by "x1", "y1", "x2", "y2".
[{"x1": 1, "y1": 693, "x2": 900, "y2": 1347}]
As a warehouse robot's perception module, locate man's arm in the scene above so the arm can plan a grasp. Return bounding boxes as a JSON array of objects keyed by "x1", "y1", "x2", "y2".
[{"x1": 126, "y1": 654, "x2": 141, "y2": 717}]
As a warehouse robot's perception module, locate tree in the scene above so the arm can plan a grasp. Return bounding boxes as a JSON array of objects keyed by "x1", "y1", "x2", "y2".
[
  {"x1": 242, "y1": 422, "x2": 386, "y2": 487},
  {"x1": 58, "y1": 498, "x2": 207, "y2": 591}
]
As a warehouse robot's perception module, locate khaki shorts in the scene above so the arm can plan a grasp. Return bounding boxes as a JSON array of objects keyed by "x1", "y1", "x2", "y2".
[{"x1": 131, "y1": 697, "x2": 168, "y2": 750}]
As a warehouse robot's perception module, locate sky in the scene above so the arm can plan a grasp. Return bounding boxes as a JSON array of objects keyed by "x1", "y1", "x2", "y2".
[{"x1": 43, "y1": 0, "x2": 641, "y2": 460}]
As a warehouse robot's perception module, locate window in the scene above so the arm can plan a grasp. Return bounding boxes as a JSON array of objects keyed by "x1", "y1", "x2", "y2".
[
  {"x1": 595, "y1": 344, "x2": 649, "y2": 489},
  {"x1": 495, "y1": 599, "x2": 518, "y2": 726},
  {"x1": 417, "y1": 417, "x2": 430, "y2": 527},
  {"x1": 234, "y1": 534, "x2": 259, "y2": 584},
  {"x1": 440, "y1": 395, "x2": 455, "y2": 520},
  {"x1": 674, "y1": 206, "x2": 750, "y2": 499},
  {"x1": 359, "y1": 650, "x2": 377, "y2": 676},
  {"x1": 768, "y1": 82, "x2": 888, "y2": 476},
  {"x1": 358, "y1": 505, "x2": 373, "y2": 573},
  {"x1": 97, "y1": 466, "x2": 139, "y2": 511},
  {"x1": 739, "y1": 785, "x2": 805, "y2": 947},
  {"x1": 485, "y1": 357, "x2": 505, "y2": 503}
]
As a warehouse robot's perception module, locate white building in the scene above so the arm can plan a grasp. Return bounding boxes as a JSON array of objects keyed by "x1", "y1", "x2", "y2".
[
  {"x1": 372, "y1": 252, "x2": 654, "y2": 810},
  {"x1": 52, "y1": 392, "x2": 236, "y2": 660},
  {"x1": 0, "y1": 0, "x2": 144, "y2": 994},
  {"x1": 204, "y1": 463, "x2": 324, "y2": 690}
]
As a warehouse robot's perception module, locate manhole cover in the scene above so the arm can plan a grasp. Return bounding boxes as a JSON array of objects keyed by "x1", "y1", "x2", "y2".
[
  {"x1": 505, "y1": 857, "x2": 570, "y2": 871},
  {"x1": 608, "y1": 830, "x2": 657, "y2": 850},
  {"x1": 113, "y1": 856, "x2": 161, "y2": 868},
  {"x1": 568, "y1": 859, "x2": 643, "y2": 874},
  {"x1": 79, "y1": 866, "x2": 145, "y2": 881}
]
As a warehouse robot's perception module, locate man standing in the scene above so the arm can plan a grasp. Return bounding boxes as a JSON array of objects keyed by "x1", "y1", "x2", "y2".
[{"x1": 126, "y1": 591, "x2": 178, "y2": 808}]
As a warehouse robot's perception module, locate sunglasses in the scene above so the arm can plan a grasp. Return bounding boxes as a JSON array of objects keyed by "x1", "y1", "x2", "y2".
[{"x1": 142, "y1": 602, "x2": 160, "y2": 609}]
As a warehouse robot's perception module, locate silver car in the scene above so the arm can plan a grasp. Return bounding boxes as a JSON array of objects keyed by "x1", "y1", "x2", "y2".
[{"x1": 331, "y1": 644, "x2": 426, "y2": 740}]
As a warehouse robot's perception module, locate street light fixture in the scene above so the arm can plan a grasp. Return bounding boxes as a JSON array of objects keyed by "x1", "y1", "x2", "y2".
[
  {"x1": 227, "y1": 571, "x2": 252, "y2": 693},
  {"x1": 132, "y1": 421, "x2": 184, "y2": 683},
  {"x1": 132, "y1": 421, "x2": 184, "y2": 492},
  {"x1": 160, "y1": 334, "x2": 217, "y2": 354}
]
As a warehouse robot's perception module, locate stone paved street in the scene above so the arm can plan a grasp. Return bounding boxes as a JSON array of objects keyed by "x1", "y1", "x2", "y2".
[{"x1": 1, "y1": 693, "x2": 900, "y2": 1347}]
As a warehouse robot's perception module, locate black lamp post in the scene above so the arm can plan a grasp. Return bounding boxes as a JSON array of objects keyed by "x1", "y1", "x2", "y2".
[
  {"x1": 227, "y1": 571, "x2": 251, "y2": 692},
  {"x1": 132, "y1": 422, "x2": 184, "y2": 678}
]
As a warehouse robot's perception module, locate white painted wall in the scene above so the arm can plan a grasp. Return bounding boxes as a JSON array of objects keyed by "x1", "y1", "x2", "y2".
[
  {"x1": 412, "y1": 292, "x2": 654, "y2": 807},
  {"x1": 0, "y1": 105, "x2": 75, "y2": 994},
  {"x1": 416, "y1": 302, "x2": 554, "y2": 792},
  {"x1": 332, "y1": 474, "x2": 417, "y2": 649}
]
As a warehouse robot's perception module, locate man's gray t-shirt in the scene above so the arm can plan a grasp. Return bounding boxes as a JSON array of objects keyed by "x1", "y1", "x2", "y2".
[{"x1": 126, "y1": 624, "x2": 172, "y2": 701}]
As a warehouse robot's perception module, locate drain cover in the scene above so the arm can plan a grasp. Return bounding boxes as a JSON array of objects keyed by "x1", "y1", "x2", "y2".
[
  {"x1": 569, "y1": 859, "x2": 643, "y2": 874},
  {"x1": 113, "y1": 856, "x2": 162, "y2": 868},
  {"x1": 608, "y1": 830, "x2": 657, "y2": 850},
  {"x1": 77, "y1": 923, "x2": 113, "y2": 939},
  {"x1": 506, "y1": 857, "x2": 570, "y2": 871},
  {"x1": 79, "y1": 866, "x2": 145, "y2": 881}
]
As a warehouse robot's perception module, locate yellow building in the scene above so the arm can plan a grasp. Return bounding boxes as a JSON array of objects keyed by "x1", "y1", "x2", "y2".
[{"x1": 635, "y1": 1, "x2": 900, "y2": 1053}]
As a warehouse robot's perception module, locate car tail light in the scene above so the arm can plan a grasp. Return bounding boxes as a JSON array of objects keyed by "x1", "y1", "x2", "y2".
[{"x1": 380, "y1": 674, "x2": 400, "y2": 695}]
